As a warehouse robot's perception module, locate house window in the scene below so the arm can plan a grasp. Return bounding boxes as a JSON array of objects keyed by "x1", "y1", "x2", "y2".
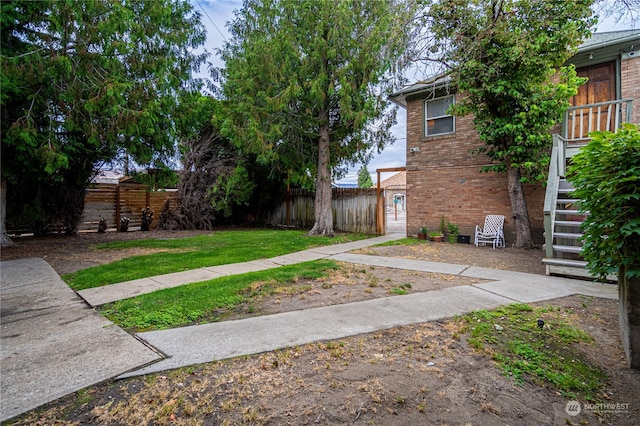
[{"x1": 424, "y1": 95, "x2": 454, "y2": 136}]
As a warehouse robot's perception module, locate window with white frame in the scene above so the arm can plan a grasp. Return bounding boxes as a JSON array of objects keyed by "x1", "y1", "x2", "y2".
[{"x1": 424, "y1": 95, "x2": 454, "y2": 136}]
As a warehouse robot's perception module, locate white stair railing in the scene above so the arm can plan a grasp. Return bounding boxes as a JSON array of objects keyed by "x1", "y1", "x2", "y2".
[
  {"x1": 545, "y1": 98, "x2": 634, "y2": 276},
  {"x1": 543, "y1": 135, "x2": 562, "y2": 259},
  {"x1": 562, "y1": 98, "x2": 633, "y2": 143}
]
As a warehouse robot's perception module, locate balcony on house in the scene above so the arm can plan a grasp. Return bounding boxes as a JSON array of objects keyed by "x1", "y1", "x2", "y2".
[{"x1": 542, "y1": 98, "x2": 634, "y2": 279}]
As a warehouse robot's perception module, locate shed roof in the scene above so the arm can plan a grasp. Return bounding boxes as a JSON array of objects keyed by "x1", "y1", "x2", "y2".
[{"x1": 380, "y1": 171, "x2": 406, "y2": 189}]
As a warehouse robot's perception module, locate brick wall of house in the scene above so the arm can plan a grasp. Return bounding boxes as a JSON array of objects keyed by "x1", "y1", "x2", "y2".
[
  {"x1": 405, "y1": 93, "x2": 546, "y2": 243},
  {"x1": 403, "y1": 54, "x2": 638, "y2": 243},
  {"x1": 621, "y1": 55, "x2": 640, "y2": 124}
]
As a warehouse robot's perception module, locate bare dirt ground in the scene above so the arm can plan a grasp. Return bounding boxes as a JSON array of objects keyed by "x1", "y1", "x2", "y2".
[
  {"x1": 2, "y1": 230, "x2": 640, "y2": 425},
  {"x1": 0, "y1": 229, "x2": 545, "y2": 276},
  {"x1": 1, "y1": 229, "x2": 214, "y2": 276}
]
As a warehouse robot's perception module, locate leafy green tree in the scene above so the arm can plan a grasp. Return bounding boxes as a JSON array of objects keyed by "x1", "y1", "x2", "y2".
[
  {"x1": 160, "y1": 95, "x2": 286, "y2": 230},
  {"x1": 423, "y1": 0, "x2": 594, "y2": 248},
  {"x1": 357, "y1": 166, "x2": 374, "y2": 189},
  {"x1": 568, "y1": 124, "x2": 640, "y2": 281},
  {"x1": 209, "y1": 165, "x2": 256, "y2": 219},
  {"x1": 217, "y1": 0, "x2": 414, "y2": 236},
  {"x1": 130, "y1": 167, "x2": 180, "y2": 191},
  {"x1": 0, "y1": 0, "x2": 207, "y2": 245}
]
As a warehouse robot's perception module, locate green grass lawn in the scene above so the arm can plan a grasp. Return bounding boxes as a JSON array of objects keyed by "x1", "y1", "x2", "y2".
[
  {"x1": 99, "y1": 260, "x2": 339, "y2": 332},
  {"x1": 64, "y1": 229, "x2": 367, "y2": 290},
  {"x1": 369, "y1": 237, "x2": 421, "y2": 247},
  {"x1": 464, "y1": 302, "x2": 606, "y2": 401}
]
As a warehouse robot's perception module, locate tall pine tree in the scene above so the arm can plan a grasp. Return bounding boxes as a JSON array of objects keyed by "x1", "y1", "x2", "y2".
[
  {"x1": 1, "y1": 0, "x2": 207, "y2": 244},
  {"x1": 357, "y1": 166, "x2": 374, "y2": 189},
  {"x1": 218, "y1": 0, "x2": 414, "y2": 235}
]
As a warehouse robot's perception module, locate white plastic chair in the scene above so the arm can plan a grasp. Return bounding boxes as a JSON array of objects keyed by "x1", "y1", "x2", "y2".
[{"x1": 474, "y1": 215, "x2": 505, "y2": 249}]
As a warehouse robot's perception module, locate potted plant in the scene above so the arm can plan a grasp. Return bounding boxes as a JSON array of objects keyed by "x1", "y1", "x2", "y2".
[
  {"x1": 458, "y1": 234, "x2": 471, "y2": 244},
  {"x1": 119, "y1": 216, "x2": 130, "y2": 232},
  {"x1": 429, "y1": 230, "x2": 444, "y2": 242},
  {"x1": 447, "y1": 222, "x2": 459, "y2": 243},
  {"x1": 418, "y1": 225, "x2": 428, "y2": 240},
  {"x1": 141, "y1": 206, "x2": 154, "y2": 231},
  {"x1": 97, "y1": 217, "x2": 107, "y2": 233}
]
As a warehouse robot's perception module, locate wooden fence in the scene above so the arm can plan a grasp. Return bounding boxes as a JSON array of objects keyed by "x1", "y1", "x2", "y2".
[
  {"x1": 8, "y1": 185, "x2": 377, "y2": 235},
  {"x1": 265, "y1": 187, "x2": 379, "y2": 234},
  {"x1": 79, "y1": 183, "x2": 179, "y2": 232}
]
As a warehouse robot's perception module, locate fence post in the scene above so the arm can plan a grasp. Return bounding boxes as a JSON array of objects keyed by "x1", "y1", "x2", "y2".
[
  {"x1": 286, "y1": 181, "x2": 290, "y2": 227},
  {"x1": 115, "y1": 185, "x2": 121, "y2": 228},
  {"x1": 376, "y1": 171, "x2": 384, "y2": 235}
]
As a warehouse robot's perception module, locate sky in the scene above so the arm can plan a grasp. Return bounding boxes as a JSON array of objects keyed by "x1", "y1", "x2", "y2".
[{"x1": 191, "y1": 0, "x2": 637, "y2": 184}]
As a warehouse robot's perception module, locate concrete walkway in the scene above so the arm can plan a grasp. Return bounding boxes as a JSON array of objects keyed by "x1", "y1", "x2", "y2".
[
  {"x1": 1, "y1": 234, "x2": 618, "y2": 421},
  {"x1": 77, "y1": 234, "x2": 407, "y2": 306},
  {"x1": 121, "y1": 253, "x2": 616, "y2": 378},
  {"x1": 0, "y1": 258, "x2": 162, "y2": 423}
]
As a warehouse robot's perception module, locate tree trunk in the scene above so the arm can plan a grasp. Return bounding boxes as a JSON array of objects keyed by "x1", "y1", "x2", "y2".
[
  {"x1": 309, "y1": 120, "x2": 334, "y2": 236},
  {"x1": 507, "y1": 167, "x2": 534, "y2": 248},
  {"x1": 619, "y1": 264, "x2": 640, "y2": 369},
  {"x1": 0, "y1": 177, "x2": 15, "y2": 248}
]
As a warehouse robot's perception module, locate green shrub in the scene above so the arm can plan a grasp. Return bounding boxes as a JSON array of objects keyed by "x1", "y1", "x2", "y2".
[{"x1": 568, "y1": 123, "x2": 640, "y2": 280}]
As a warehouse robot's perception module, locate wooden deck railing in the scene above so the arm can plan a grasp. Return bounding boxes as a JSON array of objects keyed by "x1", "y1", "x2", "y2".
[{"x1": 562, "y1": 98, "x2": 633, "y2": 143}]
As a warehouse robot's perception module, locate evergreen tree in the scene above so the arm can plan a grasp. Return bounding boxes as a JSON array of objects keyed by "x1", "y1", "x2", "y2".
[
  {"x1": 1, "y1": 0, "x2": 207, "y2": 244},
  {"x1": 217, "y1": 0, "x2": 414, "y2": 235},
  {"x1": 357, "y1": 166, "x2": 374, "y2": 189}
]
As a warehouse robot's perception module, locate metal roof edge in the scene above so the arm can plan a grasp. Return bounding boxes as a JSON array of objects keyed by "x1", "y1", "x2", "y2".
[
  {"x1": 389, "y1": 75, "x2": 455, "y2": 108},
  {"x1": 578, "y1": 30, "x2": 640, "y2": 53}
]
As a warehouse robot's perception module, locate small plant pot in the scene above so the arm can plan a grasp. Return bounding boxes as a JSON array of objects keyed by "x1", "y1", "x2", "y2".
[
  {"x1": 457, "y1": 235, "x2": 471, "y2": 244},
  {"x1": 119, "y1": 217, "x2": 130, "y2": 232},
  {"x1": 448, "y1": 234, "x2": 458, "y2": 243},
  {"x1": 418, "y1": 233, "x2": 427, "y2": 240}
]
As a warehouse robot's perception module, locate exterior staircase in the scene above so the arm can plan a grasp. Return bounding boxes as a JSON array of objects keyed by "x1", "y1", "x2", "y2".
[
  {"x1": 542, "y1": 99, "x2": 633, "y2": 279},
  {"x1": 542, "y1": 176, "x2": 590, "y2": 278}
]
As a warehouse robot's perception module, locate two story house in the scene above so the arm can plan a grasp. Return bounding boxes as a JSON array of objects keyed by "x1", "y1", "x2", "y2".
[{"x1": 389, "y1": 30, "x2": 639, "y2": 276}]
